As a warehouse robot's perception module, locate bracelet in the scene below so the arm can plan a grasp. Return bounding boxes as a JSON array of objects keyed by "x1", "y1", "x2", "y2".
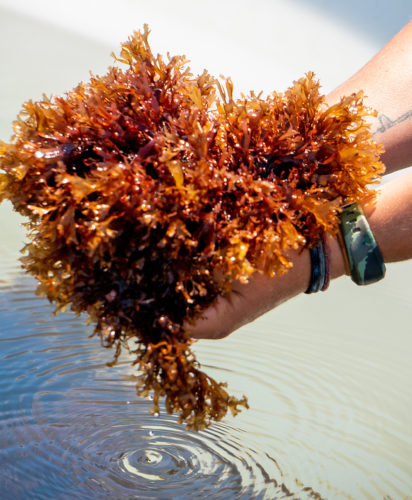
[
  {"x1": 338, "y1": 202, "x2": 386, "y2": 285},
  {"x1": 305, "y1": 235, "x2": 330, "y2": 294},
  {"x1": 320, "y1": 237, "x2": 331, "y2": 291}
]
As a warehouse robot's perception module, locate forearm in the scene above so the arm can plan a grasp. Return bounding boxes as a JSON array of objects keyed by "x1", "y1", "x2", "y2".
[
  {"x1": 326, "y1": 21, "x2": 412, "y2": 174},
  {"x1": 364, "y1": 169, "x2": 412, "y2": 263},
  {"x1": 327, "y1": 169, "x2": 412, "y2": 288}
]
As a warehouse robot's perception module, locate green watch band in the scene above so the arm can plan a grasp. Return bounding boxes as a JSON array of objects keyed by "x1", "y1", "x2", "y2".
[{"x1": 339, "y1": 202, "x2": 386, "y2": 286}]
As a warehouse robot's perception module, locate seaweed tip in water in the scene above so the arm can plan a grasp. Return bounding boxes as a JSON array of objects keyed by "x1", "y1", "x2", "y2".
[{"x1": 0, "y1": 25, "x2": 384, "y2": 430}]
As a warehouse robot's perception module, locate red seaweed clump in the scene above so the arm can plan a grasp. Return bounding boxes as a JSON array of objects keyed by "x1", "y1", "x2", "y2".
[{"x1": 0, "y1": 26, "x2": 384, "y2": 429}]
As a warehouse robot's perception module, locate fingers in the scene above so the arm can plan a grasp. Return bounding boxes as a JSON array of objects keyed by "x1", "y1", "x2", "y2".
[
  {"x1": 187, "y1": 288, "x2": 247, "y2": 340},
  {"x1": 188, "y1": 273, "x2": 283, "y2": 340},
  {"x1": 187, "y1": 248, "x2": 312, "y2": 340}
]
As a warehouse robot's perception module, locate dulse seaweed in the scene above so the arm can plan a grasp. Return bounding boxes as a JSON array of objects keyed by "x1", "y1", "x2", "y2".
[{"x1": 0, "y1": 26, "x2": 384, "y2": 430}]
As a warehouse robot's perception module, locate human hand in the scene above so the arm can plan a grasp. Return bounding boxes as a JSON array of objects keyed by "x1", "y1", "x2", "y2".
[{"x1": 188, "y1": 235, "x2": 345, "y2": 340}]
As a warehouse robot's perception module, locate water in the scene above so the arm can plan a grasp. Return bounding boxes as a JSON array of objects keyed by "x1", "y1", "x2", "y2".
[
  {"x1": 1, "y1": 205, "x2": 411, "y2": 499},
  {"x1": 0, "y1": 237, "x2": 320, "y2": 499},
  {"x1": 1, "y1": 5, "x2": 411, "y2": 499}
]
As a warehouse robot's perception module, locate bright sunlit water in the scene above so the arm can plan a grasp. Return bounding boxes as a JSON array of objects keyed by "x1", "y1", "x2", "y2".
[{"x1": 0, "y1": 2, "x2": 411, "y2": 499}]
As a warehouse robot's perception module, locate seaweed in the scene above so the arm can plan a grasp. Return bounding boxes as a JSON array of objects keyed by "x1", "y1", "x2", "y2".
[{"x1": 0, "y1": 26, "x2": 384, "y2": 430}]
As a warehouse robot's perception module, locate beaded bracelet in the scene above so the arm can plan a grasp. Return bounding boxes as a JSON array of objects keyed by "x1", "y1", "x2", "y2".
[{"x1": 338, "y1": 202, "x2": 386, "y2": 285}]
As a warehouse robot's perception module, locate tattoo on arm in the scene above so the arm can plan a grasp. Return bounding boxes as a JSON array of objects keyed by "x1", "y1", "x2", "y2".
[{"x1": 374, "y1": 110, "x2": 412, "y2": 135}]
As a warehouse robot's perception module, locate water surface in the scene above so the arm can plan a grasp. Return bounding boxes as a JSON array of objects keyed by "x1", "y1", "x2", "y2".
[
  {"x1": 0, "y1": 232, "x2": 322, "y2": 499},
  {"x1": 1, "y1": 202, "x2": 411, "y2": 499}
]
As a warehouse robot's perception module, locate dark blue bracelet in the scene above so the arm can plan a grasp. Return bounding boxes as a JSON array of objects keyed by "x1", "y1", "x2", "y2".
[{"x1": 305, "y1": 237, "x2": 330, "y2": 294}]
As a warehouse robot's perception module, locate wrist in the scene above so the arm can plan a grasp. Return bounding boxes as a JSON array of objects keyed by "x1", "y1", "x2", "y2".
[
  {"x1": 301, "y1": 232, "x2": 346, "y2": 295},
  {"x1": 326, "y1": 232, "x2": 346, "y2": 280}
]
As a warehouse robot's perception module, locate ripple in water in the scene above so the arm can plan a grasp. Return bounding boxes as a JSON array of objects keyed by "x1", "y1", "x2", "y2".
[
  {"x1": 0, "y1": 263, "x2": 323, "y2": 500},
  {"x1": 0, "y1": 244, "x2": 411, "y2": 499}
]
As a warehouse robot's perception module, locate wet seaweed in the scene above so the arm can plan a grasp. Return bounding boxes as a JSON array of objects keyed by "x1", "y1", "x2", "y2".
[{"x1": 0, "y1": 26, "x2": 384, "y2": 429}]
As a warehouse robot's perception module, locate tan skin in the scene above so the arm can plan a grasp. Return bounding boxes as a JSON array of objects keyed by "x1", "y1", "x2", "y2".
[{"x1": 190, "y1": 21, "x2": 412, "y2": 340}]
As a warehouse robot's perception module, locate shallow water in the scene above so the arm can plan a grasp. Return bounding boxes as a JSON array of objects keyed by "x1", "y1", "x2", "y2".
[
  {"x1": 0, "y1": 235, "x2": 321, "y2": 499},
  {"x1": 1, "y1": 4, "x2": 412, "y2": 499},
  {"x1": 1, "y1": 204, "x2": 411, "y2": 499}
]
